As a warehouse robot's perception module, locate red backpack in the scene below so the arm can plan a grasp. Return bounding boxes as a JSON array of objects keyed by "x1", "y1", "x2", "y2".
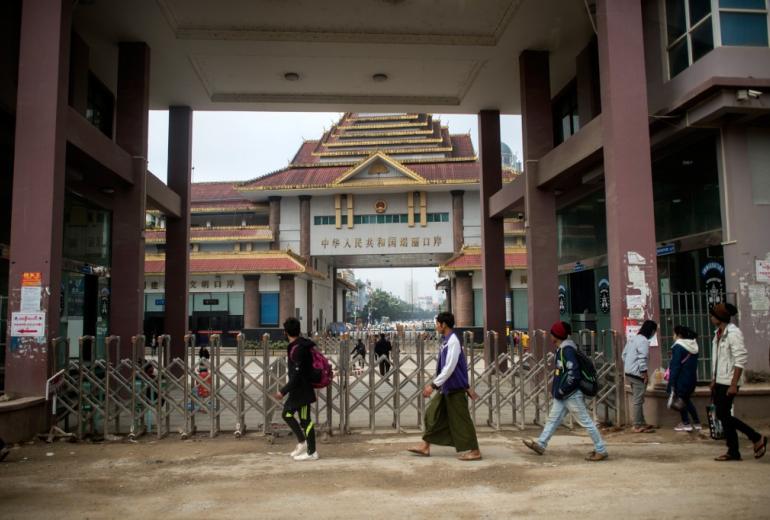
[{"x1": 291, "y1": 344, "x2": 334, "y2": 389}]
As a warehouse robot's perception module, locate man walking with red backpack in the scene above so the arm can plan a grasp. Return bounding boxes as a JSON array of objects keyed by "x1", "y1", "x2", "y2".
[{"x1": 273, "y1": 317, "x2": 319, "y2": 461}]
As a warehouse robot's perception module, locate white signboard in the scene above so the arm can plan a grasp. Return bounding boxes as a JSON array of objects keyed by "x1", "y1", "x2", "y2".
[
  {"x1": 757, "y1": 260, "x2": 770, "y2": 283},
  {"x1": 11, "y1": 312, "x2": 46, "y2": 337},
  {"x1": 20, "y1": 286, "x2": 42, "y2": 312}
]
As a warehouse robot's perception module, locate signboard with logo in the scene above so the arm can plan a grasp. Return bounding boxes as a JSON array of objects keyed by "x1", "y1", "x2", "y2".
[
  {"x1": 598, "y1": 278, "x2": 610, "y2": 314},
  {"x1": 701, "y1": 261, "x2": 725, "y2": 308},
  {"x1": 558, "y1": 285, "x2": 568, "y2": 316}
]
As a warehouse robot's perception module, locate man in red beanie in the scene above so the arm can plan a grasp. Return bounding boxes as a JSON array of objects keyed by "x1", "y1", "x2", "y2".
[{"x1": 522, "y1": 321, "x2": 608, "y2": 461}]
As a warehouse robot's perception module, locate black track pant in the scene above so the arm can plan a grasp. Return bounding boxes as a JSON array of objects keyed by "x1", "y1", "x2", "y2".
[
  {"x1": 283, "y1": 404, "x2": 316, "y2": 454},
  {"x1": 714, "y1": 384, "x2": 761, "y2": 458}
]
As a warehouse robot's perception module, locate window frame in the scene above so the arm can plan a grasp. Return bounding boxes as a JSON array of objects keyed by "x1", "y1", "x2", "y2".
[{"x1": 662, "y1": 0, "x2": 770, "y2": 79}]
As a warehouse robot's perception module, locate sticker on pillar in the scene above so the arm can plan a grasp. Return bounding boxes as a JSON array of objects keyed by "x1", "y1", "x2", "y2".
[
  {"x1": 757, "y1": 259, "x2": 770, "y2": 283},
  {"x1": 701, "y1": 262, "x2": 725, "y2": 308},
  {"x1": 627, "y1": 252, "x2": 646, "y2": 265},
  {"x1": 11, "y1": 312, "x2": 46, "y2": 337},
  {"x1": 598, "y1": 279, "x2": 610, "y2": 314},
  {"x1": 22, "y1": 272, "x2": 42, "y2": 286},
  {"x1": 20, "y1": 286, "x2": 42, "y2": 312},
  {"x1": 558, "y1": 285, "x2": 568, "y2": 316}
]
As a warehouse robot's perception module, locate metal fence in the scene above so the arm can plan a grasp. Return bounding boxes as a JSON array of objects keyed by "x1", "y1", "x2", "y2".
[
  {"x1": 48, "y1": 329, "x2": 624, "y2": 440},
  {"x1": 659, "y1": 291, "x2": 736, "y2": 381}
]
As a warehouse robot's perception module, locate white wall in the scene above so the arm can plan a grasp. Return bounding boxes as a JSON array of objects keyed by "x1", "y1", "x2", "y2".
[
  {"x1": 294, "y1": 277, "x2": 308, "y2": 332},
  {"x1": 280, "y1": 196, "x2": 301, "y2": 252},
  {"x1": 309, "y1": 192, "x2": 454, "y2": 256},
  {"x1": 259, "y1": 274, "x2": 280, "y2": 293},
  {"x1": 463, "y1": 190, "x2": 481, "y2": 246}
]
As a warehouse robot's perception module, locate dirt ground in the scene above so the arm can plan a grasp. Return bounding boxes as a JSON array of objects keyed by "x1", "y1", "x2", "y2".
[{"x1": 1, "y1": 423, "x2": 769, "y2": 520}]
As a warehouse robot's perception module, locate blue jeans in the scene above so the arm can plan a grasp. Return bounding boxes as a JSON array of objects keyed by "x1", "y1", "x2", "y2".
[{"x1": 537, "y1": 390, "x2": 607, "y2": 454}]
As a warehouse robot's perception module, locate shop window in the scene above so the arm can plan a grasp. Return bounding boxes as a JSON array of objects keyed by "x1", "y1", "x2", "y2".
[{"x1": 664, "y1": 0, "x2": 768, "y2": 78}]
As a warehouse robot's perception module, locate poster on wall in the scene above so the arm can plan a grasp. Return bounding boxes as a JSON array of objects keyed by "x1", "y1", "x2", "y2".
[{"x1": 701, "y1": 262, "x2": 725, "y2": 308}]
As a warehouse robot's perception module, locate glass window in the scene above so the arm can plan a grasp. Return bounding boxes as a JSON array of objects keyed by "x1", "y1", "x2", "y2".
[
  {"x1": 341, "y1": 215, "x2": 348, "y2": 225},
  {"x1": 441, "y1": 213, "x2": 449, "y2": 222},
  {"x1": 377, "y1": 215, "x2": 385, "y2": 223},
  {"x1": 666, "y1": 0, "x2": 687, "y2": 43},
  {"x1": 720, "y1": 12, "x2": 769, "y2": 45},
  {"x1": 228, "y1": 292, "x2": 244, "y2": 316},
  {"x1": 720, "y1": 0, "x2": 766, "y2": 8},
  {"x1": 691, "y1": 20, "x2": 715, "y2": 60},
  {"x1": 689, "y1": 0, "x2": 712, "y2": 24},
  {"x1": 314, "y1": 216, "x2": 321, "y2": 225}
]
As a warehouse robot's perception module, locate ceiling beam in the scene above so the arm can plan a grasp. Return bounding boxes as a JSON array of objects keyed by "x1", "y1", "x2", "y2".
[{"x1": 146, "y1": 170, "x2": 181, "y2": 218}]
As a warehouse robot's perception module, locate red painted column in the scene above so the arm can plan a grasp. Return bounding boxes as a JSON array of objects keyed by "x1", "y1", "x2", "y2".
[
  {"x1": 478, "y1": 110, "x2": 507, "y2": 357},
  {"x1": 111, "y1": 42, "x2": 150, "y2": 360},
  {"x1": 243, "y1": 275, "x2": 260, "y2": 329},
  {"x1": 451, "y1": 190, "x2": 464, "y2": 252},
  {"x1": 164, "y1": 106, "x2": 192, "y2": 360},
  {"x1": 5, "y1": 0, "x2": 71, "y2": 397},
  {"x1": 299, "y1": 195, "x2": 311, "y2": 262},
  {"x1": 306, "y1": 279, "x2": 313, "y2": 335},
  {"x1": 597, "y1": 0, "x2": 660, "y2": 367},
  {"x1": 519, "y1": 50, "x2": 560, "y2": 333},
  {"x1": 454, "y1": 271, "x2": 474, "y2": 328}
]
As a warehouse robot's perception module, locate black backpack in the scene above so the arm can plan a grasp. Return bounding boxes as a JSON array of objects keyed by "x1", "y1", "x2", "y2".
[{"x1": 561, "y1": 345, "x2": 600, "y2": 397}]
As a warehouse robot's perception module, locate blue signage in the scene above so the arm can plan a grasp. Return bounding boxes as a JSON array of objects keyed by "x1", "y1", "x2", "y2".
[
  {"x1": 573, "y1": 262, "x2": 586, "y2": 272},
  {"x1": 657, "y1": 244, "x2": 676, "y2": 256},
  {"x1": 155, "y1": 299, "x2": 165, "y2": 306}
]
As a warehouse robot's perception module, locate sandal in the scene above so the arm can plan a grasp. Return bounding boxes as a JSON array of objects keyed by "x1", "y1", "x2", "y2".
[
  {"x1": 407, "y1": 447, "x2": 430, "y2": 457},
  {"x1": 458, "y1": 451, "x2": 482, "y2": 461},
  {"x1": 714, "y1": 453, "x2": 742, "y2": 462},
  {"x1": 522, "y1": 438, "x2": 545, "y2": 455},
  {"x1": 754, "y1": 436, "x2": 767, "y2": 460}
]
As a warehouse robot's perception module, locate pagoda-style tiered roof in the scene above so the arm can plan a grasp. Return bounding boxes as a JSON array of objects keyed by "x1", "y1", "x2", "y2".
[
  {"x1": 438, "y1": 246, "x2": 528, "y2": 274},
  {"x1": 189, "y1": 182, "x2": 268, "y2": 213},
  {"x1": 237, "y1": 113, "x2": 517, "y2": 193},
  {"x1": 145, "y1": 250, "x2": 324, "y2": 278},
  {"x1": 146, "y1": 226, "x2": 273, "y2": 244}
]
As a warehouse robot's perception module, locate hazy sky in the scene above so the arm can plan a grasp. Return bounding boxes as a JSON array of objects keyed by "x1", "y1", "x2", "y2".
[{"x1": 147, "y1": 111, "x2": 523, "y2": 300}]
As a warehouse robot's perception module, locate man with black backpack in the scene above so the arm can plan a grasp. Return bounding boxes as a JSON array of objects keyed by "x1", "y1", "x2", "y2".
[
  {"x1": 273, "y1": 317, "x2": 319, "y2": 461},
  {"x1": 522, "y1": 321, "x2": 608, "y2": 461}
]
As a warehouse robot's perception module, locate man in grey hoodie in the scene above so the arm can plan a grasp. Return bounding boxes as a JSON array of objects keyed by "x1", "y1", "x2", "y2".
[{"x1": 622, "y1": 320, "x2": 657, "y2": 433}]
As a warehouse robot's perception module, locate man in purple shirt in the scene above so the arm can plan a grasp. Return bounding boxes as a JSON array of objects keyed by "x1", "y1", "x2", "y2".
[{"x1": 407, "y1": 312, "x2": 482, "y2": 461}]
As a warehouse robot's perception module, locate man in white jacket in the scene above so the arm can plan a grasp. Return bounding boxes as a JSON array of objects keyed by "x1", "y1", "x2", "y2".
[{"x1": 710, "y1": 303, "x2": 767, "y2": 461}]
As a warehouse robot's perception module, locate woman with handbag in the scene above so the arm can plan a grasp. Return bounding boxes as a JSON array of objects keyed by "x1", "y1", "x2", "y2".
[
  {"x1": 709, "y1": 303, "x2": 767, "y2": 461},
  {"x1": 666, "y1": 325, "x2": 701, "y2": 432}
]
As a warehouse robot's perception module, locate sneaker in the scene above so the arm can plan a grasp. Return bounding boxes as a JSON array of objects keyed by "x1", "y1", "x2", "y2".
[
  {"x1": 692, "y1": 424, "x2": 703, "y2": 432},
  {"x1": 293, "y1": 451, "x2": 319, "y2": 461},
  {"x1": 290, "y1": 442, "x2": 307, "y2": 458},
  {"x1": 674, "y1": 423, "x2": 693, "y2": 432}
]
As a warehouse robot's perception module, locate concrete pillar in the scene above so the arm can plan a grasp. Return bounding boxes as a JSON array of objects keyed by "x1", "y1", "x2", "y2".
[
  {"x1": 269, "y1": 196, "x2": 281, "y2": 250},
  {"x1": 299, "y1": 195, "x2": 311, "y2": 262},
  {"x1": 719, "y1": 126, "x2": 770, "y2": 370},
  {"x1": 520, "y1": 50, "x2": 560, "y2": 332},
  {"x1": 450, "y1": 277, "x2": 457, "y2": 316},
  {"x1": 111, "y1": 42, "x2": 150, "y2": 360},
  {"x1": 279, "y1": 274, "x2": 295, "y2": 326},
  {"x1": 243, "y1": 275, "x2": 260, "y2": 329},
  {"x1": 451, "y1": 190, "x2": 464, "y2": 252},
  {"x1": 164, "y1": 106, "x2": 192, "y2": 360},
  {"x1": 5, "y1": 0, "x2": 71, "y2": 397},
  {"x1": 306, "y1": 279, "x2": 314, "y2": 335},
  {"x1": 597, "y1": 0, "x2": 660, "y2": 367},
  {"x1": 478, "y1": 111, "x2": 507, "y2": 352},
  {"x1": 455, "y1": 272, "x2": 474, "y2": 327}
]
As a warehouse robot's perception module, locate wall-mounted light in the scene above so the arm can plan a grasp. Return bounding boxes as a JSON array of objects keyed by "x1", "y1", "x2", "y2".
[{"x1": 284, "y1": 72, "x2": 300, "y2": 81}]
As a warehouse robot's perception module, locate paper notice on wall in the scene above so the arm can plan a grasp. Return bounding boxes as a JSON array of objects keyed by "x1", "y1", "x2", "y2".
[
  {"x1": 626, "y1": 294, "x2": 645, "y2": 308},
  {"x1": 11, "y1": 312, "x2": 46, "y2": 337},
  {"x1": 757, "y1": 260, "x2": 770, "y2": 283},
  {"x1": 627, "y1": 266, "x2": 646, "y2": 289},
  {"x1": 748, "y1": 285, "x2": 770, "y2": 312},
  {"x1": 627, "y1": 252, "x2": 647, "y2": 265},
  {"x1": 20, "y1": 286, "x2": 41, "y2": 312},
  {"x1": 628, "y1": 307, "x2": 645, "y2": 320}
]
